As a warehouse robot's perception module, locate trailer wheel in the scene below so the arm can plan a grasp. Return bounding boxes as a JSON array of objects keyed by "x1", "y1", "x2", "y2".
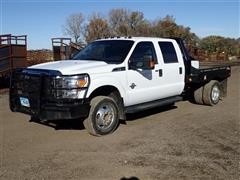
[
  {"x1": 203, "y1": 80, "x2": 221, "y2": 106},
  {"x1": 194, "y1": 86, "x2": 204, "y2": 104},
  {"x1": 83, "y1": 96, "x2": 119, "y2": 136}
]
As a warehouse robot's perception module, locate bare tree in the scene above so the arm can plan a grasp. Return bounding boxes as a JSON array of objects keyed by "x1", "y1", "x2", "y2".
[
  {"x1": 128, "y1": 11, "x2": 144, "y2": 31},
  {"x1": 109, "y1": 8, "x2": 129, "y2": 36},
  {"x1": 128, "y1": 11, "x2": 148, "y2": 36},
  {"x1": 108, "y1": 9, "x2": 148, "y2": 36},
  {"x1": 63, "y1": 13, "x2": 85, "y2": 43},
  {"x1": 85, "y1": 14, "x2": 110, "y2": 43}
]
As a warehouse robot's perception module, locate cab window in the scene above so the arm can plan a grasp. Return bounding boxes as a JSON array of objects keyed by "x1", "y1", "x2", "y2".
[
  {"x1": 158, "y1": 42, "x2": 178, "y2": 63},
  {"x1": 129, "y1": 42, "x2": 158, "y2": 64}
]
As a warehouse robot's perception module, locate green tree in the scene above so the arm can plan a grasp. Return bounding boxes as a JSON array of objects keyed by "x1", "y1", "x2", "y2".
[
  {"x1": 200, "y1": 36, "x2": 240, "y2": 56},
  {"x1": 151, "y1": 15, "x2": 199, "y2": 45}
]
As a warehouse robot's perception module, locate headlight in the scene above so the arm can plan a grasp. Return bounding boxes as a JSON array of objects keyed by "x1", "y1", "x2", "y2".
[
  {"x1": 54, "y1": 74, "x2": 89, "y2": 89},
  {"x1": 52, "y1": 74, "x2": 89, "y2": 99},
  {"x1": 54, "y1": 89, "x2": 86, "y2": 99}
]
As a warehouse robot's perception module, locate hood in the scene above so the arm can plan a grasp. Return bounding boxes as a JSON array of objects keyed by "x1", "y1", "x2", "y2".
[{"x1": 28, "y1": 60, "x2": 117, "y2": 75}]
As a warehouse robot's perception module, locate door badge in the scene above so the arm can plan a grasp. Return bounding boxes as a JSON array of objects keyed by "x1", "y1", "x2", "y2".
[{"x1": 130, "y1": 83, "x2": 136, "y2": 89}]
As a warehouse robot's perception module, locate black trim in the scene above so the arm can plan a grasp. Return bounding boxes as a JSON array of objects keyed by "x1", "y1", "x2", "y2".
[
  {"x1": 112, "y1": 67, "x2": 126, "y2": 72},
  {"x1": 40, "y1": 100, "x2": 90, "y2": 120},
  {"x1": 125, "y1": 96, "x2": 182, "y2": 113},
  {"x1": 22, "y1": 68, "x2": 62, "y2": 76},
  {"x1": 169, "y1": 37, "x2": 192, "y2": 76}
]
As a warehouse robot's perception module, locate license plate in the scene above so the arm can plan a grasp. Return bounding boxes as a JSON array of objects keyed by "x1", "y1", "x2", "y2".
[{"x1": 20, "y1": 97, "x2": 30, "y2": 107}]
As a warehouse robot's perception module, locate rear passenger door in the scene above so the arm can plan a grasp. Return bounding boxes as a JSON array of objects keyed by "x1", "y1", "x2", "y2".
[{"x1": 156, "y1": 41, "x2": 185, "y2": 97}]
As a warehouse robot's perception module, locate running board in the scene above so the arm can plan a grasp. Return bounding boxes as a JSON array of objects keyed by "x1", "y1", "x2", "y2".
[{"x1": 125, "y1": 96, "x2": 182, "y2": 113}]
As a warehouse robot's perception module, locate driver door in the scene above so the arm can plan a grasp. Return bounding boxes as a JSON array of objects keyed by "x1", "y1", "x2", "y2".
[{"x1": 126, "y1": 41, "x2": 160, "y2": 106}]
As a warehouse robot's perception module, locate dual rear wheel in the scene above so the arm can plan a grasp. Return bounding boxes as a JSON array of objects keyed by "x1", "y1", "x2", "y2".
[{"x1": 194, "y1": 80, "x2": 221, "y2": 106}]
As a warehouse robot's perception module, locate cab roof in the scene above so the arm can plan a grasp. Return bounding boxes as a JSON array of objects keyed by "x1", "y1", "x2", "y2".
[{"x1": 96, "y1": 36, "x2": 175, "y2": 42}]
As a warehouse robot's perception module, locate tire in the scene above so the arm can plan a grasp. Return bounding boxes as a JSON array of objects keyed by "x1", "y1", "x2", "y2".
[
  {"x1": 203, "y1": 80, "x2": 221, "y2": 106},
  {"x1": 83, "y1": 96, "x2": 119, "y2": 136},
  {"x1": 194, "y1": 86, "x2": 204, "y2": 104},
  {"x1": 30, "y1": 115, "x2": 40, "y2": 122}
]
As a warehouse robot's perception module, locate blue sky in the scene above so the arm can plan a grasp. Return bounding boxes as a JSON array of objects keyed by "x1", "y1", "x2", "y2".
[{"x1": 1, "y1": 0, "x2": 239, "y2": 49}]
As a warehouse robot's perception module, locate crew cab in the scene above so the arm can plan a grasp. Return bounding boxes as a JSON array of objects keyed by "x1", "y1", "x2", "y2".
[{"x1": 10, "y1": 37, "x2": 231, "y2": 136}]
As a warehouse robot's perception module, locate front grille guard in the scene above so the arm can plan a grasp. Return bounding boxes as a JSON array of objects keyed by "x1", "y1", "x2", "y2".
[
  {"x1": 10, "y1": 68, "x2": 62, "y2": 115},
  {"x1": 10, "y1": 70, "x2": 42, "y2": 115}
]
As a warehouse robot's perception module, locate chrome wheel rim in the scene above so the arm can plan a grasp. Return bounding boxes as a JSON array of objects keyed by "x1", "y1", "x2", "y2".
[
  {"x1": 211, "y1": 85, "x2": 220, "y2": 103},
  {"x1": 95, "y1": 103, "x2": 115, "y2": 130}
]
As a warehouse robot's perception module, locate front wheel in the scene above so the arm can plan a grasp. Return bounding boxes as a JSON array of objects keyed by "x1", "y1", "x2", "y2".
[{"x1": 83, "y1": 96, "x2": 119, "y2": 136}]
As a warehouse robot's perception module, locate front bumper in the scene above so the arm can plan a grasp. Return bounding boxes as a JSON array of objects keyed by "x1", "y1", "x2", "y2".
[
  {"x1": 10, "y1": 96, "x2": 90, "y2": 120},
  {"x1": 9, "y1": 69, "x2": 90, "y2": 120}
]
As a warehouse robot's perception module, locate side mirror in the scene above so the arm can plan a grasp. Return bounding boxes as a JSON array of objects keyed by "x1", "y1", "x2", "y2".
[
  {"x1": 144, "y1": 55, "x2": 155, "y2": 69},
  {"x1": 129, "y1": 55, "x2": 155, "y2": 70}
]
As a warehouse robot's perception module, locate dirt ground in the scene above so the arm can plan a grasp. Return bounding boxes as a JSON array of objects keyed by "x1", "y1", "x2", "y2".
[{"x1": 0, "y1": 67, "x2": 239, "y2": 180}]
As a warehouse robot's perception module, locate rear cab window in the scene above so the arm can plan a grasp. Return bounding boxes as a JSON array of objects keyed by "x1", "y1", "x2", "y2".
[{"x1": 158, "y1": 42, "x2": 178, "y2": 63}]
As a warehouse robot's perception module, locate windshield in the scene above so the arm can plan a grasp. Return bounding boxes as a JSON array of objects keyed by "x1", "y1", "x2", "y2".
[{"x1": 72, "y1": 40, "x2": 134, "y2": 64}]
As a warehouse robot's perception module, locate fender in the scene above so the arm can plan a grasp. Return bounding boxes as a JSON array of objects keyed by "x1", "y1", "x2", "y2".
[{"x1": 86, "y1": 76, "x2": 127, "y2": 105}]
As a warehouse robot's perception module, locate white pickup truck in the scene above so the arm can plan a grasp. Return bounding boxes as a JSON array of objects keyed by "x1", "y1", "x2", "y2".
[{"x1": 10, "y1": 37, "x2": 231, "y2": 136}]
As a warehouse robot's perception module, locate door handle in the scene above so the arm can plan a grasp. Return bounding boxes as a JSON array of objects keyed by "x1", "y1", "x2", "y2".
[
  {"x1": 179, "y1": 67, "x2": 183, "y2": 74},
  {"x1": 159, "y1": 69, "x2": 163, "y2": 77}
]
